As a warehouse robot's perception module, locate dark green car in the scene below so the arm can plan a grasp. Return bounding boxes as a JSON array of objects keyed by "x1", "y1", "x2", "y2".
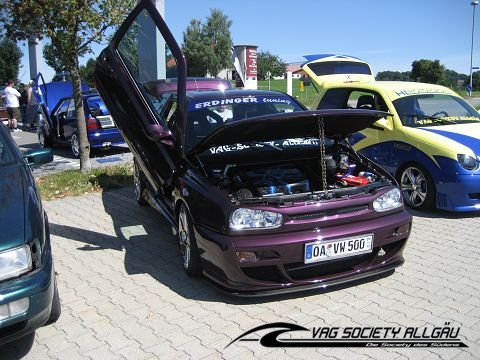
[{"x1": 0, "y1": 124, "x2": 60, "y2": 345}]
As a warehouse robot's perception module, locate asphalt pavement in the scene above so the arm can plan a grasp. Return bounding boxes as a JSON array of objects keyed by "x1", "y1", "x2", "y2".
[
  {"x1": 10, "y1": 125, "x2": 132, "y2": 175},
  {"x1": 1, "y1": 108, "x2": 479, "y2": 359}
]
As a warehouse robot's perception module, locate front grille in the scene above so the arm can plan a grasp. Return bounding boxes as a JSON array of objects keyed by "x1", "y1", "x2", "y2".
[
  {"x1": 437, "y1": 193, "x2": 448, "y2": 208},
  {"x1": 242, "y1": 265, "x2": 283, "y2": 282},
  {"x1": 0, "y1": 320, "x2": 27, "y2": 338},
  {"x1": 285, "y1": 253, "x2": 374, "y2": 280},
  {"x1": 289, "y1": 205, "x2": 368, "y2": 221}
]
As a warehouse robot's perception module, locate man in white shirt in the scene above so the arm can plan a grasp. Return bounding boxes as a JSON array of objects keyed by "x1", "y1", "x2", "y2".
[
  {"x1": 27, "y1": 79, "x2": 41, "y2": 129},
  {"x1": 2, "y1": 80, "x2": 22, "y2": 132}
]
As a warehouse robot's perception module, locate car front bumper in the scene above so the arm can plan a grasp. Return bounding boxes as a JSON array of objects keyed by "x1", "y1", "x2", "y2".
[
  {"x1": 436, "y1": 174, "x2": 480, "y2": 212},
  {"x1": 0, "y1": 251, "x2": 55, "y2": 345},
  {"x1": 194, "y1": 209, "x2": 412, "y2": 296}
]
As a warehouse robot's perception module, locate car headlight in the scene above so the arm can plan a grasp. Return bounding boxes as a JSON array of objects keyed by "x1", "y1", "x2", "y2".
[
  {"x1": 230, "y1": 208, "x2": 283, "y2": 230},
  {"x1": 457, "y1": 154, "x2": 478, "y2": 171},
  {"x1": 373, "y1": 188, "x2": 403, "y2": 212},
  {"x1": 0, "y1": 245, "x2": 33, "y2": 282}
]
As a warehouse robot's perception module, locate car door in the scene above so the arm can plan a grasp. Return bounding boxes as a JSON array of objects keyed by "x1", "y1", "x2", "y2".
[
  {"x1": 52, "y1": 99, "x2": 74, "y2": 140},
  {"x1": 94, "y1": 0, "x2": 186, "y2": 198},
  {"x1": 63, "y1": 98, "x2": 77, "y2": 140}
]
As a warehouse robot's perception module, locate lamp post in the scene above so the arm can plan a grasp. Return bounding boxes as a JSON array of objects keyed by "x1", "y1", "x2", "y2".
[{"x1": 469, "y1": 1, "x2": 479, "y2": 97}]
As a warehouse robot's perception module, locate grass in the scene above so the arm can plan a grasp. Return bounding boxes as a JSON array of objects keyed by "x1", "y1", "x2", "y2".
[
  {"x1": 257, "y1": 79, "x2": 319, "y2": 108},
  {"x1": 36, "y1": 164, "x2": 133, "y2": 201}
]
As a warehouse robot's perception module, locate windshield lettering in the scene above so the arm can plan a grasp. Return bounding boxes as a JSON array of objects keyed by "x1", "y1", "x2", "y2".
[
  {"x1": 395, "y1": 88, "x2": 450, "y2": 97},
  {"x1": 194, "y1": 97, "x2": 258, "y2": 110},
  {"x1": 262, "y1": 98, "x2": 292, "y2": 105}
]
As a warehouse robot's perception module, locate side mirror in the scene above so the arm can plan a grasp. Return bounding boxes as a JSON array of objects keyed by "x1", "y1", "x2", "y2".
[
  {"x1": 147, "y1": 124, "x2": 174, "y2": 147},
  {"x1": 372, "y1": 117, "x2": 393, "y2": 131}
]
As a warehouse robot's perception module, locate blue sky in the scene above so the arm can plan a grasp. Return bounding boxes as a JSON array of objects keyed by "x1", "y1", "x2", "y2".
[{"x1": 19, "y1": 0, "x2": 480, "y2": 83}]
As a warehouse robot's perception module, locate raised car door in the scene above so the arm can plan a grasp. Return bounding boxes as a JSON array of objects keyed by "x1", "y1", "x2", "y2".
[{"x1": 94, "y1": 0, "x2": 186, "y2": 204}]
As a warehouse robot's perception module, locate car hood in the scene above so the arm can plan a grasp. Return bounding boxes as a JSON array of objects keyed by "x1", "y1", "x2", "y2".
[
  {"x1": 408, "y1": 123, "x2": 480, "y2": 156},
  {"x1": 190, "y1": 109, "x2": 388, "y2": 154},
  {"x1": 0, "y1": 164, "x2": 28, "y2": 250}
]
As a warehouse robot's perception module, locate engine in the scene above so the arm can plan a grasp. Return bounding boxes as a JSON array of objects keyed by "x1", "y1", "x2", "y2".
[{"x1": 207, "y1": 151, "x2": 378, "y2": 201}]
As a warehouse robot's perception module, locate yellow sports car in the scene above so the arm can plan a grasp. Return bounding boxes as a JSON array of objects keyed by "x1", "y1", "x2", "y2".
[{"x1": 305, "y1": 70, "x2": 480, "y2": 212}]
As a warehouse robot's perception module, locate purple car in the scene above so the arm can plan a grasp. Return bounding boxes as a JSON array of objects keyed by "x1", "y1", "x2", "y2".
[{"x1": 94, "y1": 0, "x2": 412, "y2": 295}]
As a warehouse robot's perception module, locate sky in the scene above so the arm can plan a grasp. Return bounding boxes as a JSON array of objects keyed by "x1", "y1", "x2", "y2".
[{"x1": 18, "y1": 0, "x2": 480, "y2": 83}]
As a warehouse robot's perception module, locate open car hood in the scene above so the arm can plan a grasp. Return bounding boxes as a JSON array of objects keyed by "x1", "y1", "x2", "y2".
[{"x1": 190, "y1": 109, "x2": 389, "y2": 154}]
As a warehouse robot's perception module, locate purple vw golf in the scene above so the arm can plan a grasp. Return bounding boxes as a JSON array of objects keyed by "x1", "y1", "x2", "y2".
[{"x1": 94, "y1": 0, "x2": 412, "y2": 296}]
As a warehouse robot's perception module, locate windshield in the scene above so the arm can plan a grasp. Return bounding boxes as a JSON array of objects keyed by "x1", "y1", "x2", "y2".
[
  {"x1": 307, "y1": 61, "x2": 372, "y2": 76},
  {"x1": 86, "y1": 96, "x2": 110, "y2": 116},
  {"x1": 393, "y1": 94, "x2": 480, "y2": 127},
  {"x1": 186, "y1": 93, "x2": 305, "y2": 149}
]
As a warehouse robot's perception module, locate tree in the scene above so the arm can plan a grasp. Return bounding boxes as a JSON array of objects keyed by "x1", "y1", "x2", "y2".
[
  {"x1": 375, "y1": 70, "x2": 410, "y2": 81},
  {"x1": 79, "y1": 58, "x2": 97, "y2": 87},
  {"x1": 0, "y1": 39, "x2": 23, "y2": 84},
  {"x1": 1, "y1": 0, "x2": 135, "y2": 172},
  {"x1": 410, "y1": 59, "x2": 445, "y2": 84},
  {"x1": 43, "y1": 43, "x2": 69, "y2": 76},
  {"x1": 182, "y1": 19, "x2": 210, "y2": 76},
  {"x1": 182, "y1": 9, "x2": 233, "y2": 77},
  {"x1": 257, "y1": 50, "x2": 286, "y2": 80}
]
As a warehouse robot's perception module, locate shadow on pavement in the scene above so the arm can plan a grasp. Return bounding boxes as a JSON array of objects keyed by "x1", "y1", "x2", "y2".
[
  {"x1": 48, "y1": 187, "x2": 232, "y2": 303},
  {"x1": 48, "y1": 186, "x2": 397, "y2": 304}
]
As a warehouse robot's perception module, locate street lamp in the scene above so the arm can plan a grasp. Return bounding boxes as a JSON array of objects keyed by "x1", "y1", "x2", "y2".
[{"x1": 469, "y1": 1, "x2": 479, "y2": 97}]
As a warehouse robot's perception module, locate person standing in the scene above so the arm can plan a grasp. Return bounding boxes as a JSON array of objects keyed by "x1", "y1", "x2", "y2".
[
  {"x1": 27, "y1": 79, "x2": 40, "y2": 129},
  {"x1": 19, "y1": 83, "x2": 28, "y2": 128},
  {"x1": 2, "y1": 80, "x2": 22, "y2": 132}
]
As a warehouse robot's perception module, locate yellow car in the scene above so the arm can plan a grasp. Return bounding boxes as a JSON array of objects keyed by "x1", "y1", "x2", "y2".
[{"x1": 306, "y1": 76, "x2": 480, "y2": 212}]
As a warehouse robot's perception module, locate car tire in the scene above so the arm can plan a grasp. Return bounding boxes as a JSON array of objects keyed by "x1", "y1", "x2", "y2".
[
  {"x1": 398, "y1": 164, "x2": 436, "y2": 210},
  {"x1": 177, "y1": 203, "x2": 202, "y2": 277},
  {"x1": 45, "y1": 277, "x2": 61, "y2": 325},
  {"x1": 133, "y1": 160, "x2": 148, "y2": 206},
  {"x1": 37, "y1": 128, "x2": 53, "y2": 148},
  {"x1": 71, "y1": 131, "x2": 80, "y2": 157}
]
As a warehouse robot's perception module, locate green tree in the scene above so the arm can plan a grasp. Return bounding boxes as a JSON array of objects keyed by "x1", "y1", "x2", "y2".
[
  {"x1": 79, "y1": 58, "x2": 97, "y2": 87},
  {"x1": 410, "y1": 59, "x2": 445, "y2": 84},
  {"x1": 0, "y1": 39, "x2": 23, "y2": 84},
  {"x1": 182, "y1": 9, "x2": 233, "y2": 77},
  {"x1": 1, "y1": 0, "x2": 135, "y2": 172},
  {"x1": 473, "y1": 71, "x2": 480, "y2": 91},
  {"x1": 43, "y1": 43, "x2": 68, "y2": 76},
  {"x1": 257, "y1": 50, "x2": 286, "y2": 80},
  {"x1": 375, "y1": 70, "x2": 410, "y2": 81}
]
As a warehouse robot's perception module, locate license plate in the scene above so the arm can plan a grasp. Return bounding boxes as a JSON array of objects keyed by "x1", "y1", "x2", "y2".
[{"x1": 304, "y1": 234, "x2": 373, "y2": 264}]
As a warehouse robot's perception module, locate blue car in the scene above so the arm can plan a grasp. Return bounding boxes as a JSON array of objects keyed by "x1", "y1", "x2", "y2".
[
  {"x1": 0, "y1": 123, "x2": 60, "y2": 344},
  {"x1": 36, "y1": 78, "x2": 126, "y2": 157}
]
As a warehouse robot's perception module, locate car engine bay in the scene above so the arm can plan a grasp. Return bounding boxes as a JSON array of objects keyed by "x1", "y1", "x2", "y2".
[{"x1": 202, "y1": 143, "x2": 386, "y2": 203}]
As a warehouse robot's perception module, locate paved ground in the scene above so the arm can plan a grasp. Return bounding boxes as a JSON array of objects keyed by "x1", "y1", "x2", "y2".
[
  {"x1": 0, "y1": 186, "x2": 479, "y2": 359},
  {"x1": 9, "y1": 126, "x2": 132, "y2": 175}
]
